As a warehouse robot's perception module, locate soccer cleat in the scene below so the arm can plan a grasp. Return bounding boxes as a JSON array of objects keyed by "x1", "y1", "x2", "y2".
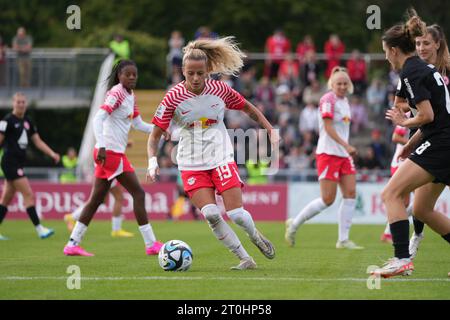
[
  {"x1": 64, "y1": 213, "x2": 76, "y2": 232},
  {"x1": 336, "y1": 239, "x2": 364, "y2": 250},
  {"x1": 145, "y1": 241, "x2": 164, "y2": 255},
  {"x1": 63, "y1": 245, "x2": 94, "y2": 256},
  {"x1": 111, "y1": 229, "x2": 135, "y2": 238},
  {"x1": 231, "y1": 257, "x2": 257, "y2": 270},
  {"x1": 38, "y1": 227, "x2": 55, "y2": 239},
  {"x1": 0, "y1": 233, "x2": 9, "y2": 240},
  {"x1": 371, "y1": 257, "x2": 414, "y2": 278},
  {"x1": 380, "y1": 233, "x2": 393, "y2": 244},
  {"x1": 250, "y1": 229, "x2": 275, "y2": 259},
  {"x1": 409, "y1": 232, "x2": 424, "y2": 260},
  {"x1": 285, "y1": 218, "x2": 296, "y2": 247}
]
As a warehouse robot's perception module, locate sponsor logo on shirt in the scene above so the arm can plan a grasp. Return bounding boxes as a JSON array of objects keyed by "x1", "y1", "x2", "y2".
[
  {"x1": 342, "y1": 116, "x2": 351, "y2": 124},
  {"x1": 189, "y1": 117, "x2": 218, "y2": 129},
  {"x1": 155, "y1": 104, "x2": 166, "y2": 119},
  {"x1": 403, "y1": 78, "x2": 414, "y2": 99}
]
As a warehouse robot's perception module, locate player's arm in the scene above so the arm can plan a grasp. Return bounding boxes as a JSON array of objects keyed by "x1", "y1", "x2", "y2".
[
  {"x1": 146, "y1": 125, "x2": 164, "y2": 183},
  {"x1": 31, "y1": 133, "x2": 60, "y2": 163},
  {"x1": 386, "y1": 100, "x2": 433, "y2": 128},
  {"x1": 132, "y1": 115, "x2": 154, "y2": 133},
  {"x1": 394, "y1": 96, "x2": 410, "y2": 112},
  {"x1": 398, "y1": 129, "x2": 423, "y2": 161},
  {"x1": 0, "y1": 133, "x2": 4, "y2": 147},
  {"x1": 323, "y1": 118, "x2": 357, "y2": 156},
  {"x1": 92, "y1": 109, "x2": 109, "y2": 165},
  {"x1": 241, "y1": 100, "x2": 281, "y2": 145}
]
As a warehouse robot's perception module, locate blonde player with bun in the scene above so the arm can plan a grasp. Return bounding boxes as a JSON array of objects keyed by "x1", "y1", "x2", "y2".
[
  {"x1": 285, "y1": 66, "x2": 363, "y2": 250},
  {"x1": 147, "y1": 37, "x2": 278, "y2": 270}
]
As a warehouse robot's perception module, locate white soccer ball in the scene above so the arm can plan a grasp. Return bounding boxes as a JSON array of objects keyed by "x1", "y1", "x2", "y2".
[{"x1": 158, "y1": 240, "x2": 193, "y2": 271}]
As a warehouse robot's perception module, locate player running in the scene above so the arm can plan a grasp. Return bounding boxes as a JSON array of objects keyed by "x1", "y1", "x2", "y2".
[
  {"x1": 285, "y1": 66, "x2": 363, "y2": 250},
  {"x1": 147, "y1": 36, "x2": 277, "y2": 270},
  {"x1": 372, "y1": 12, "x2": 450, "y2": 278},
  {"x1": 63, "y1": 60, "x2": 163, "y2": 256},
  {"x1": 0, "y1": 93, "x2": 60, "y2": 240}
]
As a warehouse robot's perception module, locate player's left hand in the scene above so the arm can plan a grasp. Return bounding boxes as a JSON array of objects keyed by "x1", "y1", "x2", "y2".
[
  {"x1": 52, "y1": 152, "x2": 60, "y2": 164},
  {"x1": 385, "y1": 107, "x2": 407, "y2": 126}
]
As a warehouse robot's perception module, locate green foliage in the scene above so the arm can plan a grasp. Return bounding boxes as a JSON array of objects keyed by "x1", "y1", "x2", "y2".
[{"x1": 76, "y1": 27, "x2": 167, "y2": 89}]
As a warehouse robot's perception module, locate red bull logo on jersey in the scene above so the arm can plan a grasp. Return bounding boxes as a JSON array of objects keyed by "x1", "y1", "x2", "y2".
[
  {"x1": 342, "y1": 116, "x2": 351, "y2": 124},
  {"x1": 189, "y1": 117, "x2": 218, "y2": 129}
]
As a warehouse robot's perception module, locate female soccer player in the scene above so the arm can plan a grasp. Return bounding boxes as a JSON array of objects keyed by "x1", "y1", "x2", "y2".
[
  {"x1": 0, "y1": 92, "x2": 60, "y2": 240},
  {"x1": 147, "y1": 36, "x2": 277, "y2": 270},
  {"x1": 372, "y1": 13, "x2": 450, "y2": 278},
  {"x1": 285, "y1": 67, "x2": 363, "y2": 250},
  {"x1": 404, "y1": 23, "x2": 450, "y2": 258},
  {"x1": 63, "y1": 60, "x2": 163, "y2": 256}
]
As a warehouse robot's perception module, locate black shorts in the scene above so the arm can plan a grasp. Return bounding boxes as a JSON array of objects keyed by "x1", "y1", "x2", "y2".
[
  {"x1": 409, "y1": 135, "x2": 450, "y2": 185},
  {"x1": 0, "y1": 159, "x2": 26, "y2": 181}
]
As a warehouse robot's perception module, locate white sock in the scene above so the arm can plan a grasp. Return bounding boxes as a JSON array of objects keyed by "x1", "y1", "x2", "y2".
[
  {"x1": 138, "y1": 224, "x2": 156, "y2": 248},
  {"x1": 406, "y1": 202, "x2": 413, "y2": 217},
  {"x1": 112, "y1": 215, "x2": 123, "y2": 232},
  {"x1": 202, "y1": 204, "x2": 249, "y2": 260},
  {"x1": 338, "y1": 198, "x2": 356, "y2": 242},
  {"x1": 291, "y1": 198, "x2": 328, "y2": 231},
  {"x1": 67, "y1": 221, "x2": 88, "y2": 247},
  {"x1": 226, "y1": 207, "x2": 257, "y2": 239},
  {"x1": 384, "y1": 223, "x2": 391, "y2": 235},
  {"x1": 35, "y1": 224, "x2": 45, "y2": 234},
  {"x1": 72, "y1": 205, "x2": 84, "y2": 221}
]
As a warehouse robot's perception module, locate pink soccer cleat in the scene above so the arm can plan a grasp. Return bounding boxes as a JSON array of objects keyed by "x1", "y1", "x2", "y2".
[
  {"x1": 145, "y1": 241, "x2": 164, "y2": 255},
  {"x1": 63, "y1": 245, "x2": 94, "y2": 257}
]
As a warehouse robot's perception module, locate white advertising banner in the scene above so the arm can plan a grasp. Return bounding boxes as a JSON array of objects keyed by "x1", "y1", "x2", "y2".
[{"x1": 288, "y1": 182, "x2": 450, "y2": 224}]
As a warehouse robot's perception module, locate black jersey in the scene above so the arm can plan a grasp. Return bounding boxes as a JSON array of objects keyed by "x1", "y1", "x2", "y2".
[
  {"x1": 395, "y1": 56, "x2": 450, "y2": 140},
  {"x1": 0, "y1": 113, "x2": 37, "y2": 164}
]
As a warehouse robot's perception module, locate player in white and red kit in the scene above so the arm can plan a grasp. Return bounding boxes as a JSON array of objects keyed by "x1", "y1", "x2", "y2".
[
  {"x1": 147, "y1": 37, "x2": 277, "y2": 270},
  {"x1": 380, "y1": 121, "x2": 414, "y2": 243},
  {"x1": 63, "y1": 60, "x2": 163, "y2": 256},
  {"x1": 285, "y1": 66, "x2": 363, "y2": 249}
]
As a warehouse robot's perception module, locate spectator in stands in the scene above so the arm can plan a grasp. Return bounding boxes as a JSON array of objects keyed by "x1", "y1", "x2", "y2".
[
  {"x1": 366, "y1": 78, "x2": 387, "y2": 117},
  {"x1": 167, "y1": 30, "x2": 185, "y2": 82},
  {"x1": 369, "y1": 128, "x2": 388, "y2": 168},
  {"x1": 302, "y1": 79, "x2": 323, "y2": 106},
  {"x1": 60, "y1": 147, "x2": 78, "y2": 183},
  {"x1": 357, "y1": 147, "x2": 382, "y2": 170},
  {"x1": 0, "y1": 35, "x2": 6, "y2": 86},
  {"x1": 324, "y1": 34, "x2": 345, "y2": 78},
  {"x1": 194, "y1": 26, "x2": 218, "y2": 40},
  {"x1": 239, "y1": 66, "x2": 257, "y2": 100},
  {"x1": 300, "y1": 50, "x2": 320, "y2": 87},
  {"x1": 285, "y1": 145, "x2": 310, "y2": 171},
  {"x1": 299, "y1": 103, "x2": 319, "y2": 136},
  {"x1": 277, "y1": 53, "x2": 300, "y2": 87},
  {"x1": 254, "y1": 76, "x2": 276, "y2": 109},
  {"x1": 12, "y1": 27, "x2": 33, "y2": 87},
  {"x1": 296, "y1": 35, "x2": 316, "y2": 64},
  {"x1": 264, "y1": 28, "x2": 291, "y2": 80},
  {"x1": 109, "y1": 34, "x2": 130, "y2": 66},
  {"x1": 346, "y1": 50, "x2": 367, "y2": 96},
  {"x1": 349, "y1": 95, "x2": 368, "y2": 134}
]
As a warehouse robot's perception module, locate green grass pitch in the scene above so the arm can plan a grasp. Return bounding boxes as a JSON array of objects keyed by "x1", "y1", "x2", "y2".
[{"x1": 0, "y1": 220, "x2": 449, "y2": 299}]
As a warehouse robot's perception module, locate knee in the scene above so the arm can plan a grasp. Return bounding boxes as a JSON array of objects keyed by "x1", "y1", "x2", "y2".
[
  {"x1": 201, "y1": 204, "x2": 222, "y2": 225},
  {"x1": 322, "y1": 195, "x2": 335, "y2": 207},
  {"x1": 381, "y1": 187, "x2": 397, "y2": 204}
]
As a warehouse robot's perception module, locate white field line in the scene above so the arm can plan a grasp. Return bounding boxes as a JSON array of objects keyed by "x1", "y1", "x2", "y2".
[{"x1": 0, "y1": 276, "x2": 449, "y2": 282}]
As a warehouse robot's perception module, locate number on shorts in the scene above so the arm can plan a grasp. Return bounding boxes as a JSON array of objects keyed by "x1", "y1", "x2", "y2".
[
  {"x1": 433, "y1": 72, "x2": 450, "y2": 114},
  {"x1": 216, "y1": 164, "x2": 232, "y2": 181},
  {"x1": 415, "y1": 141, "x2": 431, "y2": 155}
]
